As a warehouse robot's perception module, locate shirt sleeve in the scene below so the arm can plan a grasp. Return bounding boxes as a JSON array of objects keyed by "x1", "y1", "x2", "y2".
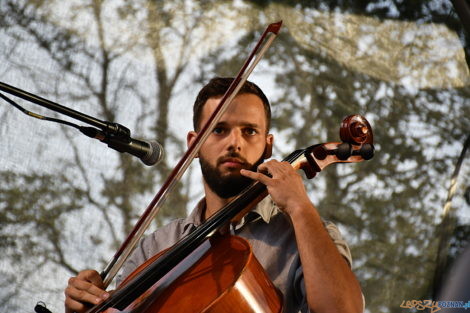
[{"x1": 323, "y1": 220, "x2": 353, "y2": 267}]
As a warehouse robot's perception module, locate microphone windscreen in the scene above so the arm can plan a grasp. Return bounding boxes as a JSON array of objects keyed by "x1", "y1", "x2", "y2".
[
  {"x1": 142, "y1": 140, "x2": 164, "y2": 166},
  {"x1": 141, "y1": 141, "x2": 164, "y2": 166}
]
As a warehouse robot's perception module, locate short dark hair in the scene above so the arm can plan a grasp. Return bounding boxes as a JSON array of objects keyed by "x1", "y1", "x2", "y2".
[{"x1": 193, "y1": 77, "x2": 271, "y2": 132}]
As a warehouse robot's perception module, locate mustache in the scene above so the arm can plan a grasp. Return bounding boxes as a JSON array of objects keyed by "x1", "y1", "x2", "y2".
[{"x1": 216, "y1": 152, "x2": 249, "y2": 167}]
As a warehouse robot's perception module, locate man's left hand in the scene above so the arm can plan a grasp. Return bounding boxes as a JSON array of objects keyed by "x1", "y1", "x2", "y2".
[{"x1": 240, "y1": 160, "x2": 313, "y2": 216}]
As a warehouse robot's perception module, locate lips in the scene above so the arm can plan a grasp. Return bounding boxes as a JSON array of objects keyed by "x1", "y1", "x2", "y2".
[{"x1": 219, "y1": 157, "x2": 246, "y2": 168}]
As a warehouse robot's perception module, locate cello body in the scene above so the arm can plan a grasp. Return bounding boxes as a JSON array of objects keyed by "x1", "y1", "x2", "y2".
[{"x1": 111, "y1": 235, "x2": 282, "y2": 313}]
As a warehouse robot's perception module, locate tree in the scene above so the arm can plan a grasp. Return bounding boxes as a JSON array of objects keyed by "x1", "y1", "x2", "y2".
[
  {"x1": 0, "y1": 1, "x2": 468, "y2": 312},
  {"x1": 198, "y1": 2, "x2": 469, "y2": 312},
  {"x1": 0, "y1": 0, "x2": 237, "y2": 310}
]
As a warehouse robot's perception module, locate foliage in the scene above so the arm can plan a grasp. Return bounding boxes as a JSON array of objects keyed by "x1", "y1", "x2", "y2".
[
  {"x1": 198, "y1": 3, "x2": 469, "y2": 311},
  {"x1": 0, "y1": 0, "x2": 468, "y2": 312}
]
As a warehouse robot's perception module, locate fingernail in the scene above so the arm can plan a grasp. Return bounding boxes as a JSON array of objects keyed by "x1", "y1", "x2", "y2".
[{"x1": 102, "y1": 293, "x2": 109, "y2": 300}]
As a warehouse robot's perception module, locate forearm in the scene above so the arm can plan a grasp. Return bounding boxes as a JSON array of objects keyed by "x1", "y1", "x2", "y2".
[
  {"x1": 240, "y1": 161, "x2": 363, "y2": 312},
  {"x1": 288, "y1": 204, "x2": 363, "y2": 313}
]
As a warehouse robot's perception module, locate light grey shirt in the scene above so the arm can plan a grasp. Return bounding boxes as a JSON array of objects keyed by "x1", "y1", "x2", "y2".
[{"x1": 117, "y1": 197, "x2": 353, "y2": 313}]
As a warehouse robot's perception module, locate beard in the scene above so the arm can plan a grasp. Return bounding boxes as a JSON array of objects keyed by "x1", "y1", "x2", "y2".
[{"x1": 199, "y1": 152, "x2": 264, "y2": 199}]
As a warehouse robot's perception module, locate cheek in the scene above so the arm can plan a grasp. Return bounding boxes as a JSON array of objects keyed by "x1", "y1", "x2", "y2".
[
  {"x1": 246, "y1": 143, "x2": 266, "y2": 162},
  {"x1": 198, "y1": 145, "x2": 217, "y2": 162}
]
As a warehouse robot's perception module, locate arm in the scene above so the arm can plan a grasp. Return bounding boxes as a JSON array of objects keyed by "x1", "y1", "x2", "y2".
[
  {"x1": 64, "y1": 270, "x2": 110, "y2": 313},
  {"x1": 241, "y1": 160, "x2": 363, "y2": 313}
]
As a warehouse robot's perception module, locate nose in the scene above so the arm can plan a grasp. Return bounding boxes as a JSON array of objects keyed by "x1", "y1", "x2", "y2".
[{"x1": 226, "y1": 129, "x2": 243, "y2": 152}]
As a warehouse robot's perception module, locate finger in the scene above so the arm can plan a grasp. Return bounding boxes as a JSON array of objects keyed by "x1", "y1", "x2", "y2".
[
  {"x1": 69, "y1": 275, "x2": 108, "y2": 297},
  {"x1": 78, "y1": 269, "x2": 104, "y2": 289},
  {"x1": 257, "y1": 160, "x2": 292, "y2": 177},
  {"x1": 240, "y1": 169, "x2": 271, "y2": 185},
  {"x1": 256, "y1": 160, "x2": 279, "y2": 172},
  {"x1": 64, "y1": 296, "x2": 92, "y2": 313},
  {"x1": 66, "y1": 276, "x2": 109, "y2": 305}
]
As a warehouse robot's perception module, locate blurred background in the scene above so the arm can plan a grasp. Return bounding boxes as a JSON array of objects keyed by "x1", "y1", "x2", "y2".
[{"x1": 0, "y1": 1, "x2": 469, "y2": 312}]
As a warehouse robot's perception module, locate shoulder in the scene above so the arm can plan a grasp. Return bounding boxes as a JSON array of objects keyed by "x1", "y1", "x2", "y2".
[
  {"x1": 116, "y1": 217, "x2": 192, "y2": 286},
  {"x1": 254, "y1": 198, "x2": 353, "y2": 267},
  {"x1": 141, "y1": 217, "x2": 191, "y2": 257},
  {"x1": 141, "y1": 201, "x2": 204, "y2": 258}
]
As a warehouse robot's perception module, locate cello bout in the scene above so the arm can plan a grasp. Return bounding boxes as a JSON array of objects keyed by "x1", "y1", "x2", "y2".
[{"x1": 113, "y1": 235, "x2": 282, "y2": 313}]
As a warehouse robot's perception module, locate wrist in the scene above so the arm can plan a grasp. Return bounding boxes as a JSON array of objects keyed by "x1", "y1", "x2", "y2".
[{"x1": 284, "y1": 200, "x2": 317, "y2": 220}]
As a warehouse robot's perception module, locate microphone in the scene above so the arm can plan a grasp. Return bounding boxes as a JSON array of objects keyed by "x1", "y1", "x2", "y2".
[
  {"x1": 80, "y1": 126, "x2": 164, "y2": 166},
  {"x1": 110, "y1": 137, "x2": 164, "y2": 166}
]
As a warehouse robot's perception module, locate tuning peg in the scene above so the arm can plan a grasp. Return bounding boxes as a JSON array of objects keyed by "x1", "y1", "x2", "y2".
[
  {"x1": 336, "y1": 143, "x2": 352, "y2": 160},
  {"x1": 358, "y1": 143, "x2": 374, "y2": 160}
]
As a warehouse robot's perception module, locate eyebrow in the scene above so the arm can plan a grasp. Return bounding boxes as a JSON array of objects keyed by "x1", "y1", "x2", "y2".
[{"x1": 215, "y1": 121, "x2": 262, "y2": 129}]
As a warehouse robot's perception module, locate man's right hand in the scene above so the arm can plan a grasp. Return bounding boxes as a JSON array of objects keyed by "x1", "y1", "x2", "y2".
[{"x1": 64, "y1": 269, "x2": 109, "y2": 313}]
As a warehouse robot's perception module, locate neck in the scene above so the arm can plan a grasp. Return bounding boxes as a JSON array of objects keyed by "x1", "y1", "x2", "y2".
[{"x1": 203, "y1": 183, "x2": 236, "y2": 221}]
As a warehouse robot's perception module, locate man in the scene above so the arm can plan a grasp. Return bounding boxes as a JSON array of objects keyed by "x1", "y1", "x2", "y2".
[{"x1": 64, "y1": 77, "x2": 364, "y2": 313}]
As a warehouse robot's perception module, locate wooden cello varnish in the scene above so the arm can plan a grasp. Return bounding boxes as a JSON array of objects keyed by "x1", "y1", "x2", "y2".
[{"x1": 114, "y1": 235, "x2": 283, "y2": 313}]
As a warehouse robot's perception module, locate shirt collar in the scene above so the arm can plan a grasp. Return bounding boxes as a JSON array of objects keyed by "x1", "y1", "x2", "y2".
[
  {"x1": 182, "y1": 196, "x2": 280, "y2": 233},
  {"x1": 182, "y1": 198, "x2": 206, "y2": 232},
  {"x1": 242, "y1": 196, "x2": 280, "y2": 224}
]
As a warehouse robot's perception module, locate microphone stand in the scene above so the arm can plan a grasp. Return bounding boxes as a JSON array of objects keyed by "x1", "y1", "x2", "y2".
[
  {"x1": 0, "y1": 81, "x2": 133, "y2": 144},
  {"x1": 0, "y1": 81, "x2": 146, "y2": 313},
  {"x1": 0, "y1": 81, "x2": 155, "y2": 313}
]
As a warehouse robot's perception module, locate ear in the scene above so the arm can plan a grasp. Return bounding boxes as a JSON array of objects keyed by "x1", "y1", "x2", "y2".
[
  {"x1": 187, "y1": 131, "x2": 199, "y2": 158},
  {"x1": 263, "y1": 134, "x2": 274, "y2": 159}
]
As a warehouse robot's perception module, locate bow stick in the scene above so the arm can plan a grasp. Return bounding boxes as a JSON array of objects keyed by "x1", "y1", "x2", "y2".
[{"x1": 101, "y1": 21, "x2": 283, "y2": 287}]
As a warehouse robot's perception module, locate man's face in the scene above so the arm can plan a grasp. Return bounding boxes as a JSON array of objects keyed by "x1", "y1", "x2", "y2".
[{"x1": 187, "y1": 93, "x2": 273, "y2": 198}]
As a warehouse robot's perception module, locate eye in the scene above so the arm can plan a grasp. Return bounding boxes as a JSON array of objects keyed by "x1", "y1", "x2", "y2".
[
  {"x1": 244, "y1": 128, "x2": 258, "y2": 136},
  {"x1": 212, "y1": 127, "x2": 225, "y2": 135}
]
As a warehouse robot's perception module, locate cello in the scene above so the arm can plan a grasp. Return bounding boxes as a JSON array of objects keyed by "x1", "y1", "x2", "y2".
[
  {"x1": 85, "y1": 114, "x2": 374, "y2": 313},
  {"x1": 31, "y1": 20, "x2": 373, "y2": 313},
  {"x1": 56, "y1": 20, "x2": 373, "y2": 313}
]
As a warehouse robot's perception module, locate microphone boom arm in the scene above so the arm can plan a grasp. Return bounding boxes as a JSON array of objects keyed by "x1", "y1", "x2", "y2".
[
  {"x1": 0, "y1": 81, "x2": 165, "y2": 165},
  {"x1": 0, "y1": 81, "x2": 131, "y2": 140}
]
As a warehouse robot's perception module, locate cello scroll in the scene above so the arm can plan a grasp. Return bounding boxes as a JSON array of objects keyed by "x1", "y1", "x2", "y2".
[{"x1": 298, "y1": 115, "x2": 375, "y2": 179}]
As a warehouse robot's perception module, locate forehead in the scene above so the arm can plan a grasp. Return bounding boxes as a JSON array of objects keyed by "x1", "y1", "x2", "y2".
[{"x1": 201, "y1": 93, "x2": 268, "y2": 130}]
